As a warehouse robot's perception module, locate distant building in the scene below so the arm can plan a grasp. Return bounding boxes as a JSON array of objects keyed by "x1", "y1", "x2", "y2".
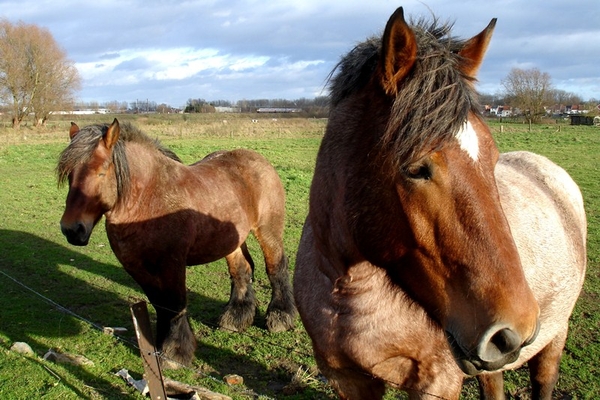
[
  {"x1": 489, "y1": 105, "x2": 513, "y2": 117},
  {"x1": 547, "y1": 104, "x2": 586, "y2": 115},
  {"x1": 214, "y1": 106, "x2": 241, "y2": 113},
  {"x1": 55, "y1": 108, "x2": 111, "y2": 115},
  {"x1": 256, "y1": 107, "x2": 303, "y2": 113}
]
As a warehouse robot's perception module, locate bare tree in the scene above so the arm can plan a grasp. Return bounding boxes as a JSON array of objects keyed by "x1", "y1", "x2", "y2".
[
  {"x1": 32, "y1": 54, "x2": 80, "y2": 127},
  {"x1": 105, "y1": 100, "x2": 129, "y2": 113},
  {"x1": 0, "y1": 21, "x2": 31, "y2": 128},
  {"x1": 0, "y1": 19, "x2": 80, "y2": 128},
  {"x1": 502, "y1": 67, "x2": 553, "y2": 124}
]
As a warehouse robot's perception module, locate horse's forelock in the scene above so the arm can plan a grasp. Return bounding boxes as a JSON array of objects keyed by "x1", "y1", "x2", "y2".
[
  {"x1": 57, "y1": 124, "x2": 105, "y2": 186},
  {"x1": 383, "y1": 29, "x2": 479, "y2": 168}
]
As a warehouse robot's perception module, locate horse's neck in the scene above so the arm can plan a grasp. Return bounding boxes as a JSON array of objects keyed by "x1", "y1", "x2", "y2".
[
  {"x1": 128, "y1": 143, "x2": 165, "y2": 182},
  {"x1": 309, "y1": 118, "x2": 382, "y2": 274},
  {"x1": 112, "y1": 143, "x2": 179, "y2": 216}
]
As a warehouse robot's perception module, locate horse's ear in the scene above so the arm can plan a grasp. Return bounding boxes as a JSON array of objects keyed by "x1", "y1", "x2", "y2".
[
  {"x1": 103, "y1": 118, "x2": 120, "y2": 150},
  {"x1": 378, "y1": 7, "x2": 417, "y2": 96},
  {"x1": 69, "y1": 122, "x2": 79, "y2": 140},
  {"x1": 458, "y1": 18, "x2": 497, "y2": 78}
]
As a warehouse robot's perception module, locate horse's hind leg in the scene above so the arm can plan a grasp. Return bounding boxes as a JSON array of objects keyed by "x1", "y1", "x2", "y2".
[
  {"x1": 477, "y1": 372, "x2": 505, "y2": 399},
  {"x1": 527, "y1": 329, "x2": 567, "y2": 400},
  {"x1": 218, "y1": 243, "x2": 257, "y2": 332},
  {"x1": 255, "y1": 226, "x2": 297, "y2": 332}
]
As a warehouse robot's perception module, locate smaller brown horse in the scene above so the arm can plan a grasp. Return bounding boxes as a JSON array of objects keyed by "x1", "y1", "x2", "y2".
[{"x1": 58, "y1": 119, "x2": 296, "y2": 366}]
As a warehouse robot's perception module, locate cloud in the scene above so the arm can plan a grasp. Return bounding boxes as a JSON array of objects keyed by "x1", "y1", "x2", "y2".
[
  {"x1": 114, "y1": 56, "x2": 153, "y2": 72},
  {"x1": 1, "y1": 0, "x2": 598, "y2": 105},
  {"x1": 98, "y1": 52, "x2": 120, "y2": 60}
]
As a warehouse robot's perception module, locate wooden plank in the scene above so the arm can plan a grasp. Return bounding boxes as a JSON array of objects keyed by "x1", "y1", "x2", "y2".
[
  {"x1": 164, "y1": 378, "x2": 233, "y2": 400},
  {"x1": 130, "y1": 301, "x2": 168, "y2": 400}
]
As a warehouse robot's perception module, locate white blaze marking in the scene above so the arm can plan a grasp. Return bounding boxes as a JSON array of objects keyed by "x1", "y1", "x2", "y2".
[{"x1": 455, "y1": 120, "x2": 479, "y2": 161}]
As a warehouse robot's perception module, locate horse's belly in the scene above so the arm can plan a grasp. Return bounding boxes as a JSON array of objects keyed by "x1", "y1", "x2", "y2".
[{"x1": 107, "y1": 208, "x2": 249, "y2": 268}]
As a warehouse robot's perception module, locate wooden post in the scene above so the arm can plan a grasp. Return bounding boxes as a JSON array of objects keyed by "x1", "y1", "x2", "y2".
[{"x1": 130, "y1": 301, "x2": 168, "y2": 400}]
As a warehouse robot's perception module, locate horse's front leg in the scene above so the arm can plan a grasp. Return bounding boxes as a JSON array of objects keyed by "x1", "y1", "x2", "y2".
[
  {"x1": 477, "y1": 372, "x2": 505, "y2": 399},
  {"x1": 125, "y1": 262, "x2": 196, "y2": 368},
  {"x1": 527, "y1": 329, "x2": 567, "y2": 400},
  {"x1": 218, "y1": 244, "x2": 257, "y2": 332}
]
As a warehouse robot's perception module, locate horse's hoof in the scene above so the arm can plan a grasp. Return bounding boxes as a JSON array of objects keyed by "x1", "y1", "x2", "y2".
[
  {"x1": 218, "y1": 321, "x2": 240, "y2": 332},
  {"x1": 218, "y1": 307, "x2": 254, "y2": 333},
  {"x1": 160, "y1": 357, "x2": 183, "y2": 370},
  {"x1": 266, "y1": 310, "x2": 296, "y2": 332},
  {"x1": 159, "y1": 347, "x2": 194, "y2": 369}
]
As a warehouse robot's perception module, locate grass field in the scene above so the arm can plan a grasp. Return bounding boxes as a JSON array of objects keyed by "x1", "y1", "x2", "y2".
[{"x1": 0, "y1": 114, "x2": 598, "y2": 399}]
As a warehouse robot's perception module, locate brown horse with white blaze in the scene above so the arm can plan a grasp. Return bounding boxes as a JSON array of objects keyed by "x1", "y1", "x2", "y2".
[
  {"x1": 58, "y1": 119, "x2": 297, "y2": 367},
  {"x1": 294, "y1": 7, "x2": 586, "y2": 399}
]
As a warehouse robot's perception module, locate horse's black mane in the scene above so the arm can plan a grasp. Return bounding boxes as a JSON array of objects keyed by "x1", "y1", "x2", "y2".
[
  {"x1": 328, "y1": 16, "x2": 482, "y2": 167},
  {"x1": 57, "y1": 122, "x2": 181, "y2": 198}
]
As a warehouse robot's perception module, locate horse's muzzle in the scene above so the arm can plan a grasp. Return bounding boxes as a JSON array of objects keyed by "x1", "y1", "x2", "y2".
[
  {"x1": 446, "y1": 320, "x2": 540, "y2": 376},
  {"x1": 61, "y1": 221, "x2": 92, "y2": 246}
]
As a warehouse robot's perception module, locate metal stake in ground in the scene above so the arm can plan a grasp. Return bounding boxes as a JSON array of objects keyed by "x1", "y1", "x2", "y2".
[{"x1": 130, "y1": 301, "x2": 168, "y2": 400}]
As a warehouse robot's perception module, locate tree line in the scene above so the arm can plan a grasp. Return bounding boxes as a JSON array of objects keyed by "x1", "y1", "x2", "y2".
[
  {"x1": 182, "y1": 70, "x2": 598, "y2": 122},
  {"x1": 183, "y1": 97, "x2": 329, "y2": 116}
]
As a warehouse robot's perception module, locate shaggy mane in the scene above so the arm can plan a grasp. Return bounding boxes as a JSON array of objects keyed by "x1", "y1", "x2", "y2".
[
  {"x1": 57, "y1": 122, "x2": 181, "y2": 198},
  {"x1": 328, "y1": 16, "x2": 482, "y2": 168}
]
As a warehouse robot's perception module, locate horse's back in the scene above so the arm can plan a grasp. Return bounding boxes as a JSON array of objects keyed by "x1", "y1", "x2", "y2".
[
  {"x1": 198, "y1": 148, "x2": 275, "y2": 173},
  {"x1": 192, "y1": 148, "x2": 285, "y2": 204},
  {"x1": 193, "y1": 148, "x2": 287, "y2": 237},
  {"x1": 495, "y1": 151, "x2": 586, "y2": 367}
]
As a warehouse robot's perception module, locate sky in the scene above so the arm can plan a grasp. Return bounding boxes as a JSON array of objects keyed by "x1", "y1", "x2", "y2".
[{"x1": 1, "y1": 0, "x2": 598, "y2": 108}]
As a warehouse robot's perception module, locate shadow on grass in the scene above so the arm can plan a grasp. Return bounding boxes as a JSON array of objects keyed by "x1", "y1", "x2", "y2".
[
  {"x1": 0, "y1": 229, "x2": 329, "y2": 399},
  {"x1": 0, "y1": 228, "x2": 144, "y2": 397}
]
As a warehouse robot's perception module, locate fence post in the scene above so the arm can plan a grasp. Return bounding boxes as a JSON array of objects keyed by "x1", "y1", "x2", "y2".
[{"x1": 130, "y1": 301, "x2": 168, "y2": 400}]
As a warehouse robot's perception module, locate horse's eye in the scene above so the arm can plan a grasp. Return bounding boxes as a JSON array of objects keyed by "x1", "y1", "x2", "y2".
[{"x1": 405, "y1": 163, "x2": 432, "y2": 180}]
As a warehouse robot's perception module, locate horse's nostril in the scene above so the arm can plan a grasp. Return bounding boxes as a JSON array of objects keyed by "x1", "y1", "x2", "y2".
[
  {"x1": 75, "y1": 222, "x2": 86, "y2": 235},
  {"x1": 490, "y1": 327, "x2": 520, "y2": 355},
  {"x1": 477, "y1": 325, "x2": 522, "y2": 366},
  {"x1": 60, "y1": 221, "x2": 90, "y2": 246},
  {"x1": 61, "y1": 222, "x2": 82, "y2": 237}
]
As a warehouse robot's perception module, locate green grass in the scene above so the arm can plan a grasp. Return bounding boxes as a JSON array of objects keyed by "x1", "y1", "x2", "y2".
[{"x1": 0, "y1": 116, "x2": 598, "y2": 399}]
